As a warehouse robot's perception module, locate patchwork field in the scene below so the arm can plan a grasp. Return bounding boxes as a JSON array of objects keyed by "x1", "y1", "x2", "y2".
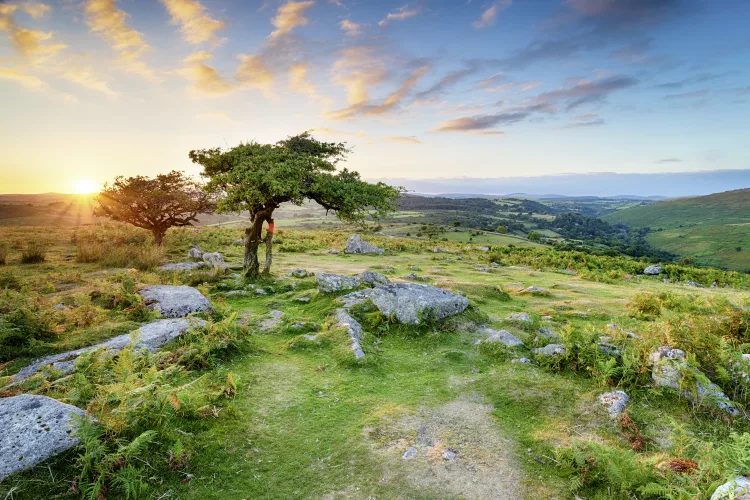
[
  {"x1": 603, "y1": 189, "x2": 750, "y2": 272},
  {"x1": 1, "y1": 224, "x2": 749, "y2": 499}
]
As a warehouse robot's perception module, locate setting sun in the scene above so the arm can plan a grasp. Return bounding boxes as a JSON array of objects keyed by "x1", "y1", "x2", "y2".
[{"x1": 73, "y1": 178, "x2": 98, "y2": 195}]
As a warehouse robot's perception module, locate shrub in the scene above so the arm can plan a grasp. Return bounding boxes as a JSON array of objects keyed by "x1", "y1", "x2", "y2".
[
  {"x1": 627, "y1": 292, "x2": 662, "y2": 319},
  {"x1": 20, "y1": 240, "x2": 47, "y2": 264},
  {"x1": 0, "y1": 242, "x2": 7, "y2": 265}
]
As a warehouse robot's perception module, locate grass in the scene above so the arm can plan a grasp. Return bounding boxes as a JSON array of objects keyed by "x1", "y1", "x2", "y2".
[
  {"x1": 1, "y1": 225, "x2": 750, "y2": 498},
  {"x1": 603, "y1": 189, "x2": 750, "y2": 271}
]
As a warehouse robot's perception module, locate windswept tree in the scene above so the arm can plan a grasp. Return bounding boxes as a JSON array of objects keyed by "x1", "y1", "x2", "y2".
[
  {"x1": 94, "y1": 171, "x2": 215, "y2": 246},
  {"x1": 190, "y1": 132, "x2": 403, "y2": 278}
]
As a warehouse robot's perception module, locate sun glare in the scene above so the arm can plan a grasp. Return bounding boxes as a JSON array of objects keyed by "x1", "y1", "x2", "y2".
[{"x1": 73, "y1": 178, "x2": 98, "y2": 195}]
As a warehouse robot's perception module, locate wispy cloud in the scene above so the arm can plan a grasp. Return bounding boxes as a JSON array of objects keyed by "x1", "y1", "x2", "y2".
[
  {"x1": 62, "y1": 67, "x2": 118, "y2": 96},
  {"x1": 269, "y1": 1, "x2": 315, "y2": 39},
  {"x1": 161, "y1": 0, "x2": 225, "y2": 45},
  {"x1": 19, "y1": 2, "x2": 50, "y2": 19},
  {"x1": 656, "y1": 157, "x2": 682, "y2": 163},
  {"x1": 473, "y1": 0, "x2": 511, "y2": 29},
  {"x1": 0, "y1": 3, "x2": 66, "y2": 62},
  {"x1": 476, "y1": 72, "x2": 504, "y2": 87},
  {"x1": 559, "y1": 119, "x2": 605, "y2": 129},
  {"x1": 180, "y1": 51, "x2": 233, "y2": 95},
  {"x1": 385, "y1": 135, "x2": 422, "y2": 144},
  {"x1": 84, "y1": 0, "x2": 157, "y2": 81},
  {"x1": 533, "y1": 75, "x2": 636, "y2": 110},
  {"x1": 431, "y1": 111, "x2": 527, "y2": 134},
  {"x1": 0, "y1": 66, "x2": 45, "y2": 89},
  {"x1": 235, "y1": 54, "x2": 275, "y2": 95},
  {"x1": 330, "y1": 46, "x2": 388, "y2": 106},
  {"x1": 484, "y1": 81, "x2": 542, "y2": 93},
  {"x1": 340, "y1": 18, "x2": 361, "y2": 36},
  {"x1": 664, "y1": 88, "x2": 709, "y2": 100},
  {"x1": 378, "y1": 5, "x2": 418, "y2": 27},
  {"x1": 328, "y1": 65, "x2": 429, "y2": 120}
]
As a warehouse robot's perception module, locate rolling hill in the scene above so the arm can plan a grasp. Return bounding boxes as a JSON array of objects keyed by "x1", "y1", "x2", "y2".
[{"x1": 603, "y1": 189, "x2": 750, "y2": 272}]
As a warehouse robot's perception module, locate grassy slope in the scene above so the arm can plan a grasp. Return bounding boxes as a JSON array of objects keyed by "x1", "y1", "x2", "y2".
[
  {"x1": 2, "y1": 227, "x2": 749, "y2": 498},
  {"x1": 603, "y1": 189, "x2": 750, "y2": 271}
]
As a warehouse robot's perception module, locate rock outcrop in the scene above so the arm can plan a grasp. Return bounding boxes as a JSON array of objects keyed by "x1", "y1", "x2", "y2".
[
  {"x1": 158, "y1": 262, "x2": 205, "y2": 271},
  {"x1": 711, "y1": 477, "x2": 750, "y2": 500},
  {"x1": 335, "y1": 310, "x2": 365, "y2": 359},
  {"x1": 0, "y1": 395, "x2": 87, "y2": 481},
  {"x1": 358, "y1": 271, "x2": 390, "y2": 287},
  {"x1": 202, "y1": 252, "x2": 228, "y2": 271},
  {"x1": 481, "y1": 327, "x2": 524, "y2": 347},
  {"x1": 650, "y1": 346, "x2": 738, "y2": 416},
  {"x1": 369, "y1": 283, "x2": 468, "y2": 324},
  {"x1": 187, "y1": 246, "x2": 204, "y2": 259},
  {"x1": 138, "y1": 285, "x2": 212, "y2": 318},
  {"x1": 316, "y1": 272, "x2": 361, "y2": 293},
  {"x1": 531, "y1": 344, "x2": 565, "y2": 357},
  {"x1": 599, "y1": 391, "x2": 629, "y2": 418},
  {"x1": 14, "y1": 319, "x2": 202, "y2": 381},
  {"x1": 644, "y1": 264, "x2": 663, "y2": 275},
  {"x1": 344, "y1": 235, "x2": 384, "y2": 255}
]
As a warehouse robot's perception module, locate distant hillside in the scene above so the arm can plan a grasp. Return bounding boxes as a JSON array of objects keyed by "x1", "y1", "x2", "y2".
[{"x1": 603, "y1": 189, "x2": 750, "y2": 272}]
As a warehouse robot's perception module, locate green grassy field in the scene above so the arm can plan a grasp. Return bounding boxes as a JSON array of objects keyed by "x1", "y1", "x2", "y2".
[
  {"x1": 603, "y1": 189, "x2": 750, "y2": 272},
  {"x1": 1, "y1": 225, "x2": 750, "y2": 499}
]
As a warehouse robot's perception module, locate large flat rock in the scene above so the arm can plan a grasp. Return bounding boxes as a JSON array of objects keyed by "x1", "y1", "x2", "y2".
[
  {"x1": 316, "y1": 273, "x2": 360, "y2": 293},
  {"x1": 369, "y1": 283, "x2": 469, "y2": 324},
  {"x1": 138, "y1": 285, "x2": 211, "y2": 318},
  {"x1": 344, "y1": 235, "x2": 384, "y2": 255},
  {"x1": 15, "y1": 319, "x2": 202, "y2": 381},
  {"x1": 0, "y1": 395, "x2": 86, "y2": 481}
]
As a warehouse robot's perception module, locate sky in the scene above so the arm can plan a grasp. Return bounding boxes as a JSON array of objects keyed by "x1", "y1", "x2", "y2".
[{"x1": 0, "y1": 0, "x2": 749, "y2": 195}]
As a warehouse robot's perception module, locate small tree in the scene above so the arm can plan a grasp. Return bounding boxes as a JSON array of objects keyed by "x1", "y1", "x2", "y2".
[
  {"x1": 94, "y1": 171, "x2": 215, "y2": 246},
  {"x1": 527, "y1": 231, "x2": 542, "y2": 242},
  {"x1": 496, "y1": 225, "x2": 508, "y2": 234},
  {"x1": 190, "y1": 132, "x2": 403, "y2": 278}
]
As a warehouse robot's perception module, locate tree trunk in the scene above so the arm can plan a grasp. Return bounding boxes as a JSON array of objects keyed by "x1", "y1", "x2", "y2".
[
  {"x1": 153, "y1": 228, "x2": 165, "y2": 246},
  {"x1": 244, "y1": 209, "x2": 275, "y2": 279},
  {"x1": 261, "y1": 218, "x2": 274, "y2": 275}
]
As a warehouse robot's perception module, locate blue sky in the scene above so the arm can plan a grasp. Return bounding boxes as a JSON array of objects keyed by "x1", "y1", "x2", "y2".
[{"x1": 0, "y1": 0, "x2": 748, "y2": 193}]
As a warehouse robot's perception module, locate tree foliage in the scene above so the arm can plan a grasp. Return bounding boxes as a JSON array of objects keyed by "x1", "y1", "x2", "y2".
[
  {"x1": 190, "y1": 132, "x2": 403, "y2": 277},
  {"x1": 94, "y1": 171, "x2": 214, "y2": 245}
]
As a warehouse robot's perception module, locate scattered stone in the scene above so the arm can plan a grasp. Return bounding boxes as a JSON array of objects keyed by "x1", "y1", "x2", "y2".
[
  {"x1": 476, "y1": 267, "x2": 490, "y2": 273},
  {"x1": 202, "y1": 252, "x2": 228, "y2": 271},
  {"x1": 344, "y1": 235, "x2": 384, "y2": 255},
  {"x1": 531, "y1": 344, "x2": 565, "y2": 357},
  {"x1": 359, "y1": 271, "x2": 390, "y2": 287},
  {"x1": 158, "y1": 262, "x2": 205, "y2": 272},
  {"x1": 405, "y1": 273, "x2": 420, "y2": 280},
  {"x1": 711, "y1": 477, "x2": 750, "y2": 500},
  {"x1": 644, "y1": 264, "x2": 663, "y2": 275},
  {"x1": 597, "y1": 342, "x2": 621, "y2": 356},
  {"x1": 52, "y1": 303, "x2": 69, "y2": 311},
  {"x1": 522, "y1": 286, "x2": 545, "y2": 293},
  {"x1": 303, "y1": 334, "x2": 318, "y2": 341},
  {"x1": 246, "y1": 284, "x2": 268, "y2": 296},
  {"x1": 0, "y1": 395, "x2": 88, "y2": 481},
  {"x1": 335, "y1": 310, "x2": 365, "y2": 359},
  {"x1": 316, "y1": 272, "x2": 361, "y2": 293},
  {"x1": 328, "y1": 249, "x2": 341, "y2": 255},
  {"x1": 409, "y1": 265, "x2": 420, "y2": 271},
  {"x1": 506, "y1": 312, "x2": 531, "y2": 324},
  {"x1": 402, "y1": 447, "x2": 418, "y2": 459},
  {"x1": 557, "y1": 269, "x2": 576, "y2": 275},
  {"x1": 290, "y1": 268, "x2": 308, "y2": 278},
  {"x1": 138, "y1": 285, "x2": 211, "y2": 318},
  {"x1": 15, "y1": 319, "x2": 203, "y2": 381},
  {"x1": 541, "y1": 315, "x2": 553, "y2": 321},
  {"x1": 224, "y1": 290, "x2": 251, "y2": 297},
  {"x1": 260, "y1": 310, "x2": 284, "y2": 331},
  {"x1": 476, "y1": 246, "x2": 490, "y2": 252},
  {"x1": 187, "y1": 246, "x2": 204, "y2": 259},
  {"x1": 296, "y1": 296, "x2": 311, "y2": 303},
  {"x1": 650, "y1": 346, "x2": 738, "y2": 416},
  {"x1": 599, "y1": 391, "x2": 630, "y2": 418},
  {"x1": 442, "y1": 449, "x2": 458, "y2": 460},
  {"x1": 369, "y1": 283, "x2": 469, "y2": 324},
  {"x1": 290, "y1": 322, "x2": 306, "y2": 329},
  {"x1": 481, "y1": 327, "x2": 524, "y2": 347},
  {"x1": 233, "y1": 239, "x2": 244, "y2": 245},
  {"x1": 511, "y1": 358, "x2": 531, "y2": 364},
  {"x1": 536, "y1": 328, "x2": 558, "y2": 339}
]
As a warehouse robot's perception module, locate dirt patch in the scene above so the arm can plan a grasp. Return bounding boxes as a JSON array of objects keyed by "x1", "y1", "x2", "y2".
[{"x1": 366, "y1": 393, "x2": 523, "y2": 499}]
